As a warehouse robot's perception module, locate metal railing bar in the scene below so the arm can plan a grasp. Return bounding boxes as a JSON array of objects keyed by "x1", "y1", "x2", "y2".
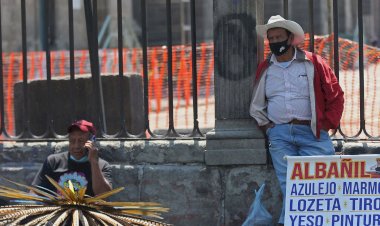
[
  {"x1": 92, "y1": 0, "x2": 107, "y2": 136},
  {"x1": 98, "y1": 0, "x2": 128, "y2": 138},
  {"x1": 140, "y1": 0, "x2": 155, "y2": 138},
  {"x1": 0, "y1": 1, "x2": 6, "y2": 136},
  {"x1": 308, "y1": 0, "x2": 314, "y2": 52},
  {"x1": 83, "y1": 0, "x2": 107, "y2": 136},
  {"x1": 117, "y1": 0, "x2": 144, "y2": 139},
  {"x1": 83, "y1": 0, "x2": 97, "y2": 125},
  {"x1": 283, "y1": 0, "x2": 288, "y2": 19},
  {"x1": 68, "y1": 0, "x2": 76, "y2": 127},
  {"x1": 357, "y1": 0, "x2": 372, "y2": 138},
  {"x1": 189, "y1": 0, "x2": 202, "y2": 137},
  {"x1": 358, "y1": 0, "x2": 365, "y2": 136},
  {"x1": 0, "y1": 136, "x2": 206, "y2": 142},
  {"x1": 331, "y1": 0, "x2": 341, "y2": 138},
  {"x1": 111, "y1": 0, "x2": 127, "y2": 138},
  {"x1": 0, "y1": 0, "x2": 6, "y2": 137},
  {"x1": 21, "y1": 0, "x2": 30, "y2": 138},
  {"x1": 337, "y1": 0, "x2": 366, "y2": 139},
  {"x1": 42, "y1": 0, "x2": 55, "y2": 138},
  {"x1": 165, "y1": 0, "x2": 180, "y2": 137},
  {"x1": 107, "y1": 0, "x2": 143, "y2": 139}
]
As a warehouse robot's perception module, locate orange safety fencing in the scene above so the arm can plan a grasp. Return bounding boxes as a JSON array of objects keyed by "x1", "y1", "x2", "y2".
[
  {"x1": 1, "y1": 35, "x2": 379, "y2": 138},
  {"x1": 264, "y1": 34, "x2": 380, "y2": 138},
  {"x1": 0, "y1": 43, "x2": 215, "y2": 136}
]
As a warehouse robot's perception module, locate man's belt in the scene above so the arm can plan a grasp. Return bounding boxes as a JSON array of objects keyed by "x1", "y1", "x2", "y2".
[{"x1": 288, "y1": 119, "x2": 311, "y2": 125}]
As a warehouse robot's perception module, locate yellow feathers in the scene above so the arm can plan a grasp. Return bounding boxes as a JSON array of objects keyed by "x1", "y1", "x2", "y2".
[{"x1": 0, "y1": 176, "x2": 171, "y2": 226}]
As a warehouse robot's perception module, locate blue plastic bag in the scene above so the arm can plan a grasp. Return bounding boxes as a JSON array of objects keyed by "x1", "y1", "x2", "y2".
[{"x1": 242, "y1": 184, "x2": 273, "y2": 226}]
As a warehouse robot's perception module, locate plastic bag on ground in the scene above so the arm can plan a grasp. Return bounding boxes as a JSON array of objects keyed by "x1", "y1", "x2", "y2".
[{"x1": 242, "y1": 183, "x2": 273, "y2": 226}]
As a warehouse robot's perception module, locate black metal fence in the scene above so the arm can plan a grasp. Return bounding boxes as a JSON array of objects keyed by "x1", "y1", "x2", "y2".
[
  {"x1": 296, "y1": 0, "x2": 378, "y2": 140},
  {"x1": 0, "y1": 0, "x2": 206, "y2": 140},
  {"x1": 0, "y1": 0, "x2": 378, "y2": 140}
]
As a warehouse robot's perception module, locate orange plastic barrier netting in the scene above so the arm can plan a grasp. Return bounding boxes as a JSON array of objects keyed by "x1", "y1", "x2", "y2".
[
  {"x1": 1, "y1": 35, "x2": 379, "y2": 138},
  {"x1": 0, "y1": 43, "x2": 215, "y2": 135},
  {"x1": 264, "y1": 34, "x2": 380, "y2": 138}
]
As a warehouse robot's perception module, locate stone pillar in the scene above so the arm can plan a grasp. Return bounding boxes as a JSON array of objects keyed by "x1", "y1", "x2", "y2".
[{"x1": 206, "y1": 0, "x2": 266, "y2": 165}]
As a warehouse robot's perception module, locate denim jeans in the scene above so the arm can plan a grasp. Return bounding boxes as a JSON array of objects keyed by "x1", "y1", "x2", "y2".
[{"x1": 266, "y1": 123, "x2": 335, "y2": 224}]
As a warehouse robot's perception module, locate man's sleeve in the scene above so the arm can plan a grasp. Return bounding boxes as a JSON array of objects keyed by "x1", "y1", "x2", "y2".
[
  {"x1": 32, "y1": 159, "x2": 53, "y2": 189},
  {"x1": 101, "y1": 162, "x2": 113, "y2": 188},
  {"x1": 317, "y1": 55, "x2": 344, "y2": 129},
  {"x1": 249, "y1": 61, "x2": 271, "y2": 126}
]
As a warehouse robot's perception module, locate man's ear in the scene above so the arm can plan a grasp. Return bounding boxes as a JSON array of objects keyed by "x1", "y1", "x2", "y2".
[{"x1": 288, "y1": 33, "x2": 294, "y2": 44}]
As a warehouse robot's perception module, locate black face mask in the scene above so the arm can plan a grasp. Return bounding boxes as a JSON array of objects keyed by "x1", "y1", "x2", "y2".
[{"x1": 269, "y1": 38, "x2": 291, "y2": 56}]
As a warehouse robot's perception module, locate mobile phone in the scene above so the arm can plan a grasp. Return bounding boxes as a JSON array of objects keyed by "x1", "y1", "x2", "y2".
[
  {"x1": 85, "y1": 135, "x2": 96, "y2": 155},
  {"x1": 89, "y1": 134, "x2": 96, "y2": 142}
]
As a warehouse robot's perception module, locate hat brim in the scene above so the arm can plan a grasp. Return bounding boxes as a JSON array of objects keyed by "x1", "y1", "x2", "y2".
[
  {"x1": 256, "y1": 20, "x2": 305, "y2": 46},
  {"x1": 68, "y1": 124, "x2": 91, "y2": 133},
  {"x1": 67, "y1": 120, "x2": 96, "y2": 134}
]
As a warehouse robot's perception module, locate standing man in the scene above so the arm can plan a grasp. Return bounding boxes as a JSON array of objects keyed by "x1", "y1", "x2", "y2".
[
  {"x1": 250, "y1": 15, "x2": 344, "y2": 225},
  {"x1": 32, "y1": 120, "x2": 112, "y2": 196}
]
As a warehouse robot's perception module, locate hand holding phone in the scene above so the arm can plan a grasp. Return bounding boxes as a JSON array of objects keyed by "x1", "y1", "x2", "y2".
[
  {"x1": 90, "y1": 134, "x2": 96, "y2": 142},
  {"x1": 85, "y1": 134, "x2": 99, "y2": 162},
  {"x1": 84, "y1": 135, "x2": 96, "y2": 156}
]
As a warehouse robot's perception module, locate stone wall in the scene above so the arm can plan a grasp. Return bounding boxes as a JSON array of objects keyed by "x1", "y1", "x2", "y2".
[
  {"x1": 0, "y1": 139, "x2": 280, "y2": 226},
  {"x1": 1, "y1": 139, "x2": 379, "y2": 225}
]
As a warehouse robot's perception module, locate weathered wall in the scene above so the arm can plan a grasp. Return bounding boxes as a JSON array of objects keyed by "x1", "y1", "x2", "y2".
[
  {"x1": 1, "y1": 140, "x2": 379, "y2": 225},
  {"x1": 0, "y1": 140, "x2": 280, "y2": 226}
]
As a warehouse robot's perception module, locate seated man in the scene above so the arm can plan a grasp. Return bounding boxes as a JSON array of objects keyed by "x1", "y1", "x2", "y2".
[{"x1": 32, "y1": 120, "x2": 112, "y2": 196}]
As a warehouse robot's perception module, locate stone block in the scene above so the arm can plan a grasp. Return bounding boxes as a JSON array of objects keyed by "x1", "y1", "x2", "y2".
[
  {"x1": 129, "y1": 140, "x2": 205, "y2": 164},
  {"x1": 139, "y1": 165, "x2": 222, "y2": 226},
  {"x1": 0, "y1": 142, "x2": 54, "y2": 163},
  {"x1": 0, "y1": 163, "x2": 41, "y2": 186},
  {"x1": 342, "y1": 142, "x2": 380, "y2": 155},
  {"x1": 108, "y1": 164, "x2": 141, "y2": 201},
  {"x1": 205, "y1": 148, "x2": 267, "y2": 165},
  {"x1": 206, "y1": 138, "x2": 265, "y2": 150},
  {"x1": 224, "y1": 166, "x2": 280, "y2": 225}
]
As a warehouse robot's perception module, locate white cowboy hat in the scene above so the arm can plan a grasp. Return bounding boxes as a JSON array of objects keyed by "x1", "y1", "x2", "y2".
[{"x1": 256, "y1": 15, "x2": 305, "y2": 46}]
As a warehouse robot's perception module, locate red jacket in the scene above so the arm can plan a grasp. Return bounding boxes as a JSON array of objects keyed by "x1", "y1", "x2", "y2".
[{"x1": 252, "y1": 49, "x2": 344, "y2": 138}]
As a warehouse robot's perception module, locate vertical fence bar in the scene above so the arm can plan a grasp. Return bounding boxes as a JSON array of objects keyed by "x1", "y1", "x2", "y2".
[
  {"x1": 83, "y1": 0, "x2": 106, "y2": 134},
  {"x1": 92, "y1": 0, "x2": 107, "y2": 134},
  {"x1": 21, "y1": 0, "x2": 29, "y2": 137},
  {"x1": 283, "y1": 0, "x2": 288, "y2": 19},
  {"x1": 117, "y1": 0, "x2": 127, "y2": 137},
  {"x1": 0, "y1": 0, "x2": 6, "y2": 137},
  {"x1": 190, "y1": 0, "x2": 202, "y2": 137},
  {"x1": 140, "y1": 0, "x2": 154, "y2": 137},
  {"x1": 44, "y1": 0, "x2": 53, "y2": 137},
  {"x1": 332, "y1": 0, "x2": 343, "y2": 138},
  {"x1": 68, "y1": 0, "x2": 76, "y2": 124},
  {"x1": 332, "y1": 0, "x2": 339, "y2": 80},
  {"x1": 358, "y1": 0, "x2": 364, "y2": 129},
  {"x1": 308, "y1": 0, "x2": 314, "y2": 52},
  {"x1": 166, "y1": 0, "x2": 179, "y2": 137},
  {"x1": 94, "y1": 1, "x2": 104, "y2": 133},
  {"x1": 256, "y1": 0, "x2": 264, "y2": 63},
  {"x1": 83, "y1": 0, "x2": 96, "y2": 121},
  {"x1": 357, "y1": 0, "x2": 369, "y2": 137}
]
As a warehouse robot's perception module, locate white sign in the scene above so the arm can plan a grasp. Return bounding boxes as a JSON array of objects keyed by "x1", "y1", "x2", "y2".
[{"x1": 285, "y1": 155, "x2": 380, "y2": 226}]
